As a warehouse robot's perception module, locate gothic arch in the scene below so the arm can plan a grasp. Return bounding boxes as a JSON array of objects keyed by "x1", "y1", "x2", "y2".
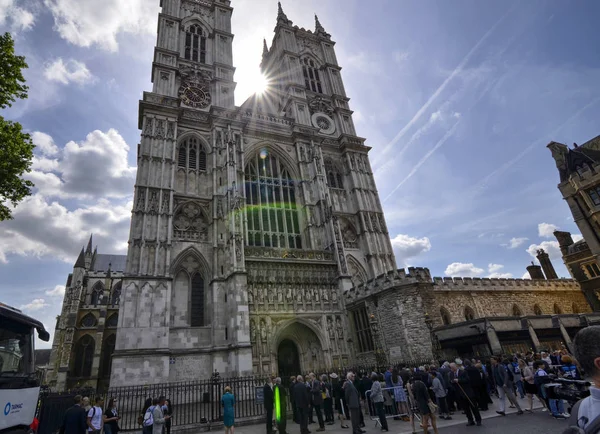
[
  {"x1": 244, "y1": 141, "x2": 301, "y2": 182},
  {"x1": 324, "y1": 157, "x2": 344, "y2": 189},
  {"x1": 170, "y1": 247, "x2": 210, "y2": 327},
  {"x1": 80, "y1": 313, "x2": 97, "y2": 328},
  {"x1": 172, "y1": 201, "x2": 209, "y2": 242},
  {"x1": 100, "y1": 334, "x2": 116, "y2": 379},
  {"x1": 299, "y1": 51, "x2": 323, "y2": 68},
  {"x1": 110, "y1": 281, "x2": 121, "y2": 306},
  {"x1": 270, "y1": 318, "x2": 330, "y2": 371},
  {"x1": 553, "y1": 303, "x2": 563, "y2": 314},
  {"x1": 339, "y1": 218, "x2": 359, "y2": 249},
  {"x1": 464, "y1": 306, "x2": 476, "y2": 321},
  {"x1": 177, "y1": 131, "x2": 210, "y2": 152},
  {"x1": 572, "y1": 302, "x2": 580, "y2": 314},
  {"x1": 512, "y1": 304, "x2": 523, "y2": 317},
  {"x1": 533, "y1": 304, "x2": 543, "y2": 315},
  {"x1": 440, "y1": 307, "x2": 451, "y2": 325},
  {"x1": 346, "y1": 255, "x2": 367, "y2": 286},
  {"x1": 180, "y1": 16, "x2": 213, "y2": 34},
  {"x1": 73, "y1": 334, "x2": 95, "y2": 377},
  {"x1": 90, "y1": 281, "x2": 104, "y2": 306}
]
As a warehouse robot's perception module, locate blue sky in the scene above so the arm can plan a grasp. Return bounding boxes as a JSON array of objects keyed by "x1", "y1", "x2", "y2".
[{"x1": 1, "y1": 0, "x2": 599, "y2": 348}]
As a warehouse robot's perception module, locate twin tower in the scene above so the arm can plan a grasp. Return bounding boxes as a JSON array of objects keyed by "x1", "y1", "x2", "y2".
[{"x1": 109, "y1": 0, "x2": 396, "y2": 385}]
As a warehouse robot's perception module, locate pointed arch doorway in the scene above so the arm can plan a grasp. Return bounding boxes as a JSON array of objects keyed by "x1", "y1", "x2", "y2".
[{"x1": 277, "y1": 339, "x2": 301, "y2": 378}]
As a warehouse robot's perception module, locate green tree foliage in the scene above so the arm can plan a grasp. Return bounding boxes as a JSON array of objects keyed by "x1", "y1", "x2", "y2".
[{"x1": 0, "y1": 32, "x2": 34, "y2": 221}]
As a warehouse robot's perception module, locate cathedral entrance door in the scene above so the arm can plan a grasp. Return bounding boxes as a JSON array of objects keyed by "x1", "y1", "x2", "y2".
[{"x1": 277, "y1": 339, "x2": 301, "y2": 378}]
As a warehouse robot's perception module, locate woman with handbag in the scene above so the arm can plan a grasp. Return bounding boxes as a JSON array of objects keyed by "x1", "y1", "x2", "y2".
[{"x1": 409, "y1": 375, "x2": 439, "y2": 434}]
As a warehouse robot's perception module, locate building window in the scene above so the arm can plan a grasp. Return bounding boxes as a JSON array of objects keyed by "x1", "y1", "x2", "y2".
[
  {"x1": 533, "y1": 304, "x2": 543, "y2": 315},
  {"x1": 90, "y1": 282, "x2": 104, "y2": 306},
  {"x1": 512, "y1": 304, "x2": 523, "y2": 317},
  {"x1": 464, "y1": 306, "x2": 475, "y2": 321},
  {"x1": 190, "y1": 273, "x2": 205, "y2": 327},
  {"x1": 584, "y1": 262, "x2": 600, "y2": 278},
  {"x1": 588, "y1": 186, "x2": 600, "y2": 206},
  {"x1": 554, "y1": 303, "x2": 563, "y2": 314},
  {"x1": 245, "y1": 150, "x2": 302, "y2": 249},
  {"x1": 572, "y1": 302, "x2": 579, "y2": 314},
  {"x1": 324, "y1": 158, "x2": 344, "y2": 189},
  {"x1": 440, "y1": 308, "x2": 451, "y2": 325},
  {"x1": 351, "y1": 306, "x2": 374, "y2": 353},
  {"x1": 80, "y1": 313, "x2": 97, "y2": 328},
  {"x1": 100, "y1": 334, "x2": 116, "y2": 379},
  {"x1": 184, "y1": 24, "x2": 206, "y2": 63},
  {"x1": 110, "y1": 281, "x2": 121, "y2": 306},
  {"x1": 178, "y1": 137, "x2": 207, "y2": 172},
  {"x1": 173, "y1": 202, "x2": 208, "y2": 241},
  {"x1": 73, "y1": 335, "x2": 95, "y2": 377},
  {"x1": 302, "y1": 58, "x2": 323, "y2": 93},
  {"x1": 106, "y1": 314, "x2": 118, "y2": 328}
]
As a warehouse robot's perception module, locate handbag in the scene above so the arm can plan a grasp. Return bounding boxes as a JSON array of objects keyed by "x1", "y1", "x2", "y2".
[{"x1": 427, "y1": 401, "x2": 438, "y2": 414}]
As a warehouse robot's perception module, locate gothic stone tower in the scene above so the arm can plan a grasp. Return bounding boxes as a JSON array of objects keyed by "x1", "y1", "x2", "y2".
[{"x1": 110, "y1": 0, "x2": 396, "y2": 386}]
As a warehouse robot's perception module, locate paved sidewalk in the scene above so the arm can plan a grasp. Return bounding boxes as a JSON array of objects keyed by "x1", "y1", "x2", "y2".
[{"x1": 225, "y1": 396, "x2": 554, "y2": 434}]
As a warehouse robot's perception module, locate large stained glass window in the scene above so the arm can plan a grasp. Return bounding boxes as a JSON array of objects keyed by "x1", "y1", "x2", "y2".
[{"x1": 245, "y1": 151, "x2": 301, "y2": 249}]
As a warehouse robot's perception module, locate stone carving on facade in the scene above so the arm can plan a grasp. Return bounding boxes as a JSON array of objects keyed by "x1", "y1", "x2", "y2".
[
  {"x1": 286, "y1": 287, "x2": 293, "y2": 302},
  {"x1": 148, "y1": 189, "x2": 160, "y2": 215},
  {"x1": 173, "y1": 202, "x2": 208, "y2": 241},
  {"x1": 250, "y1": 319, "x2": 256, "y2": 342},
  {"x1": 160, "y1": 193, "x2": 170, "y2": 215},
  {"x1": 308, "y1": 96, "x2": 334, "y2": 117},
  {"x1": 182, "y1": 0, "x2": 214, "y2": 16},
  {"x1": 327, "y1": 317, "x2": 335, "y2": 339},
  {"x1": 166, "y1": 122, "x2": 175, "y2": 140},
  {"x1": 277, "y1": 287, "x2": 283, "y2": 303},
  {"x1": 296, "y1": 288, "x2": 302, "y2": 303},
  {"x1": 257, "y1": 287, "x2": 264, "y2": 303},
  {"x1": 313, "y1": 288, "x2": 320, "y2": 302},
  {"x1": 331, "y1": 288, "x2": 338, "y2": 303},
  {"x1": 65, "y1": 328, "x2": 74, "y2": 344},
  {"x1": 155, "y1": 120, "x2": 166, "y2": 139},
  {"x1": 305, "y1": 287, "x2": 312, "y2": 302},
  {"x1": 322, "y1": 289, "x2": 329, "y2": 302},
  {"x1": 335, "y1": 316, "x2": 344, "y2": 339},
  {"x1": 248, "y1": 287, "x2": 254, "y2": 304},
  {"x1": 143, "y1": 118, "x2": 154, "y2": 137},
  {"x1": 340, "y1": 219, "x2": 358, "y2": 249},
  {"x1": 267, "y1": 287, "x2": 274, "y2": 303}
]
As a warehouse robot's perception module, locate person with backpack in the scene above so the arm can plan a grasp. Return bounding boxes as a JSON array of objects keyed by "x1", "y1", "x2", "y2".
[
  {"x1": 86, "y1": 396, "x2": 104, "y2": 433},
  {"x1": 491, "y1": 356, "x2": 523, "y2": 416},
  {"x1": 142, "y1": 398, "x2": 155, "y2": 434},
  {"x1": 563, "y1": 326, "x2": 600, "y2": 433}
]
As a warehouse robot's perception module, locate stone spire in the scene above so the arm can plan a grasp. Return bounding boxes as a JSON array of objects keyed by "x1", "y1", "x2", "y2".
[
  {"x1": 74, "y1": 248, "x2": 86, "y2": 269},
  {"x1": 262, "y1": 38, "x2": 268, "y2": 57},
  {"x1": 85, "y1": 234, "x2": 93, "y2": 254},
  {"x1": 277, "y1": 2, "x2": 292, "y2": 25},
  {"x1": 314, "y1": 14, "x2": 331, "y2": 38}
]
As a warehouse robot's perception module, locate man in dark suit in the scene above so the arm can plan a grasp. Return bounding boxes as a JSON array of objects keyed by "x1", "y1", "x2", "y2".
[
  {"x1": 309, "y1": 373, "x2": 325, "y2": 431},
  {"x1": 59, "y1": 395, "x2": 88, "y2": 434},
  {"x1": 293, "y1": 375, "x2": 311, "y2": 434},
  {"x1": 264, "y1": 377, "x2": 275, "y2": 434},
  {"x1": 289, "y1": 376, "x2": 298, "y2": 424},
  {"x1": 450, "y1": 363, "x2": 482, "y2": 427},
  {"x1": 344, "y1": 372, "x2": 365, "y2": 434}
]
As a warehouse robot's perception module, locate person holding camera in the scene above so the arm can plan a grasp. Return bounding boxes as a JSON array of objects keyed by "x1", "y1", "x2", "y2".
[{"x1": 564, "y1": 326, "x2": 600, "y2": 432}]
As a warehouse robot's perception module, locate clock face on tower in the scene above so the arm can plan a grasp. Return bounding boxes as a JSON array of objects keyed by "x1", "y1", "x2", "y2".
[{"x1": 179, "y1": 84, "x2": 211, "y2": 109}]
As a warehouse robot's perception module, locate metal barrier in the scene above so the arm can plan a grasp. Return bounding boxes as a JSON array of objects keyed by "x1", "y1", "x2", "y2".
[{"x1": 364, "y1": 386, "x2": 410, "y2": 427}]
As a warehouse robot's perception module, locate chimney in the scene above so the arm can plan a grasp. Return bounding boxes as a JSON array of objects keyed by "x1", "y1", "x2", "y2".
[
  {"x1": 527, "y1": 262, "x2": 545, "y2": 280},
  {"x1": 554, "y1": 231, "x2": 574, "y2": 256},
  {"x1": 536, "y1": 249, "x2": 558, "y2": 280}
]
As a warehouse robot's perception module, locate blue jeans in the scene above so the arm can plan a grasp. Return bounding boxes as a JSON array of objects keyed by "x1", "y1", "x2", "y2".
[
  {"x1": 549, "y1": 399, "x2": 564, "y2": 416},
  {"x1": 515, "y1": 380, "x2": 525, "y2": 398},
  {"x1": 104, "y1": 425, "x2": 112, "y2": 434}
]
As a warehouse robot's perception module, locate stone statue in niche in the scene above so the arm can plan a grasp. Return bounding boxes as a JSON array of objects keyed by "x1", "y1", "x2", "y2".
[
  {"x1": 305, "y1": 287, "x2": 312, "y2": 302},
  {"x1": 335, "y1": 316, "x2": 344, "y2": 339},
  {"x1": 296, "y1": 288, "x2": 302, "y2": 303},
  {"x1": 313, "y1": 288, "x2": 320, "y2": 302},
  {"x1": 248, "y1": 287, "x2": 254, "y2": 304},
  {"x1": 286, "y1": 287, "x2": 293, "y2": 302},
  {"x1": 277, "y1": 287, "x2": 283, "y2": 303},
  {"x1": 327, "y1": 317, "x2": 335, "y2": 339},
  {"x1": 322, "y1": 289, "x2": 329, "y2": 302},
  {"x1": 257, "y1": 287, "x2": 264, "y2": 303},
  {"x1": 260, "y1": 321, "x2": 267, "y2": 342},
  {"x1": 250, "y1": 320, "x2": 256, "y2": 341},
  {"x1": 332, "y1": 288, "x2": 338, "y2": 303},
  {"x1": 267, "y1": 287, "x2": 274, "y2": 303},
  {"x1": 235, "y1": 245, "x2": 242, "y2": 262}
]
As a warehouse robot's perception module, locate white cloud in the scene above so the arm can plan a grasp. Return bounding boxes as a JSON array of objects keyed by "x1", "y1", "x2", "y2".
[
  {"x1": 0, "y1": 194, "x2": 131, "y2": 263},
  {"x1": 487, "y1": 263, "x2": 513, "y2": 278},
  {"x1": 0, "y1": 0, "x2": 35, "y2": 31},
  {"x1": 526, "y1": 240, "x2": 562, "y2": 261},
  {"x1": 504, "y1": 237, "x2": 528, "y2": 249},
  {"x1": 44, "y1": 0, "x2": 159, "y2": 52},
  {"x1": 390, "y1": 234, "x2": 431, "y2": 265},
  {"x1": 45, "y1": 285, "x2": 66, "y2": 296},
  {"x1": 43, "y1": 58, "x2": 94, "y2": 85},
  {"x1": 538, "y1": 222, "x2": 559, "y2": 238},
  {"x1": 445, "y1": 262, "x2": 485, "y2": 277},
  {"x1": 20, "y1": 298, "x2": 49, "y2": 311},
  {"x1": 25, "y1": 129, "x2": 136, "y2": 199},
  {"x1": 522, "y1": 272, "x2": 531, "y2": 280},
  {"x1": 32, "y1": 132, "x2": 59, "y2": 156}
]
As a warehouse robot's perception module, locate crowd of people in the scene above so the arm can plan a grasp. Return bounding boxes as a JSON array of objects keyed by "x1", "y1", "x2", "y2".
[{"x1": 57, "y1": 326, "x2": 600, "y2": 434}]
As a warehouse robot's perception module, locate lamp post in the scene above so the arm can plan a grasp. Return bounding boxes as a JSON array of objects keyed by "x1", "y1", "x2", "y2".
[
  {"x1": 369, "y1": 313, "x2": 387, "y2": 369},
  {"x1": 424, "y1": 312, "x2": 441, "y2": 361}
]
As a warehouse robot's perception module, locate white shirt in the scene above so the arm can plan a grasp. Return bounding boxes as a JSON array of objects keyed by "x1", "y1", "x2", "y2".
[{"x1": 87, "y1": 406, "x2": 103, "y2": 430}]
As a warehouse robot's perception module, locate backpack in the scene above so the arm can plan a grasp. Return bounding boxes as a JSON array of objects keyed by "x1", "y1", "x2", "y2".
[
  {"x1": 563, "y1": 399, "x2": 600, "y2": 434},
  {"x1": 143, "y1": 406, "x2": 155, "y2": 427}
]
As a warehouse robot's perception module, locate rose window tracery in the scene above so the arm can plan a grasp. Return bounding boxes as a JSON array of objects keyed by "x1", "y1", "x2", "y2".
[{"x1": 173, "y1": 202, "x2": 208, "y2": 241}]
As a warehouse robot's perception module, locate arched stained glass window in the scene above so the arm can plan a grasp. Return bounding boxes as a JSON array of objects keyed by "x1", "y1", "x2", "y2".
[
  {"x1": 302, "y1": 58, "x2": 323, "y2": 94},
  {"x1": 185, "y1": 24, "x2": 206, "y2": 63},
  {"x1": 245, "y1": 151, "x2": 301, "y2": 249},
  {"x1": 106, "y1": 314, "x2": 118, "y2": 328},
  {"x1": 110, "y1": 281, "x2": 121, "y2": 306},
  {"x1": 74, "y1": 335, "x2": 95, "y2": 377},
  {"x1": 90, "y1": 282, "x2": 104, "y2": 306},
  {"x1": 100, "y1": 334, "x2": 116, "y2": 378}
]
